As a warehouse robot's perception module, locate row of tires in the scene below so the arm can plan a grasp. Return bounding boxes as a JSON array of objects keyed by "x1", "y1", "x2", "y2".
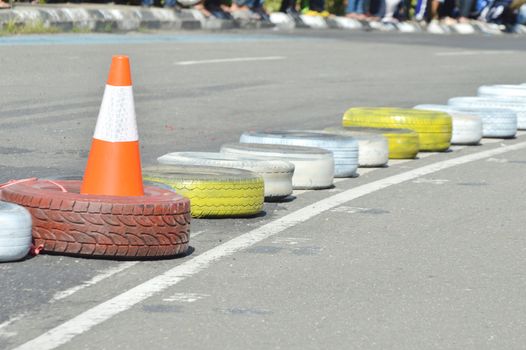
[
  {"x1": 1, "y1": 83, "x2": 526, "y2": 260},
  {"x1": 141, "y1": 84, "x2": 526, "y2": 218}
]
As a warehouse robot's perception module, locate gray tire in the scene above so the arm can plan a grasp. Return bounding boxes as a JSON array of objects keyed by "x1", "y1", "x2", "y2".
[
  {"x1": 239, "y1": 131, "x2": 359, "y2": 178},
  {"x1": 0, "y1": 201, "x2": 32, "y2": 262},
  {"x1": 478, "y1": 85, "x2": 526, "y2": 98},
  {"x1": 322, "y1": 127, "x2": 389, "y2": 167},
  {"x1": 220, "y1": 143, "x2": 334, "y2": 189},
  {"x1": 414, "y1": 104, "x2": 483, "y2": 145},
  {"x1": 157, "y1": 152, "x2": 294, "y2": 200},
  {"x1": 443, "y1": 106, "x2": 517, "y2": 138},
  {"x1": 448, "y1": 96, "x2": 526, "y2": 130}
]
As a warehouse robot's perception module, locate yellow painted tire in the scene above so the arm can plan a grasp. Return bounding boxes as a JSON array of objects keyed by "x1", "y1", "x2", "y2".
[
  {"x1": 143, "y1": 165, "x2": 264, "y2": 218},
  {"x1": 342, "y1": 107, "x2": 452, "y2": 151},
  {"x1": 325, "y1": 126, "x2": 419, "y2": 159}
]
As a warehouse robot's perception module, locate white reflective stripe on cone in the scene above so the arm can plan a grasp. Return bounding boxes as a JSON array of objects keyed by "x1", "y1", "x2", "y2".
[{"x1": 93, "y1": 85, "x2": 138, "y2": 143}]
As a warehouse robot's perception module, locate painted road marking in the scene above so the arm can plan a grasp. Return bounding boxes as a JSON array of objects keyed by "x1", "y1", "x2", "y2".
[
  {"x1": 330, "y1": 206, "x2": 389, "y2": 214},
  {"x1": 162, "y1": 293, "x2": 209, "y2": 303},
  {"x1": 1, "y1": 229, "x2": 208, "y2": 339},
  {"x1": 175, "y1": 56, "x2": 286, "y2": 66},
  {"x1": 487, "y1": 157, "x2": 509, "y2": 163},
  {"x1": 51, "y1": 262, "x2": 139, "y2": 302},
  {"x1": 0, "y1": 314, "x2": 26, "y2": 340},
  {"x1": 13, "y1": 139, "x2": 526, "y2": 350},
  {"x1": 271, "y1": 237, "x2": 312, "y2": 245},
  {"x1": 412, "y1": 178, "x2": 450, "y2": 185},
  {"x1": 50, "y1": 230, "x2": 206, "y2": 302},
  {"x1": 481, "y1": 138, "x2": 505, "y2": 144}
]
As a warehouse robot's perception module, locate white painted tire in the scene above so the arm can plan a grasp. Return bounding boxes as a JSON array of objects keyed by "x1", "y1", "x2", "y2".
[
  {"x1": 157, "y1": 152, "x2": 294, "y2": 200},
  {"x1": 442, "y1": 106, "x2": 517, "y2": 138},
  {"x1": 0, "y1": 201, "x2": 32, "y2": 262},
  {"x1": 322, "y1": 127, "x2": 388, "y2": 167},
  {"x1": 239, "y1": 131, "x2": 359, "y2": 178},
  {"x1": 478, "y1": 84, "x2": 526, "y2": 98},
  {"x1": 413, "y1": 104, "x2": 483, "y2": 145},
  {"x1": 220, "y1": 143, "x2": 334, "y2": 189},
  {"x1": 448, "y1": 96, "x2": 526, "y2": 130}
]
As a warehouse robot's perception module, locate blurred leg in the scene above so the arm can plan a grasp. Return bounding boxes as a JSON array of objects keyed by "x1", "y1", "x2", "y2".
[
  {"x1": 458, "y1": 0, "x2": 474, "y2": 19},
  {"x1": 347, "y1": 0, "x2": 357, "y2": 13},
  {"x1": 519, "y1": 4, "x2": 526, "y2": 24},
  {"x1": 309, "y1": 0, "x2": 324, "y2": 12},
  {"x1": 383, "y1": 0, "x2": 402, "y2": 20}
]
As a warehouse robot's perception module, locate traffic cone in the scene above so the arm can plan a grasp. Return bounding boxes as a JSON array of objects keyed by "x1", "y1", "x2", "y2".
[{"x1": 80, "y1": 55, "x2": 144, "y2": 196}]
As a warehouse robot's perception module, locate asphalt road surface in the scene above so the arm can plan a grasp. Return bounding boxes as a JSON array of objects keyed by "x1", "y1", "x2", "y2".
[{"x1": 1, "y1": 29, "x2": 526, "y2": 350}]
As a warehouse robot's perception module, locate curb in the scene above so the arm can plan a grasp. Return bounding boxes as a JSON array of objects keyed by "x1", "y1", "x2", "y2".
[
  {"x1": 0, "y1": 4, "x2": 202, "y2": 32},
  {"x1": 0, "y1": 4, "x2": 525, "y2": 35}
]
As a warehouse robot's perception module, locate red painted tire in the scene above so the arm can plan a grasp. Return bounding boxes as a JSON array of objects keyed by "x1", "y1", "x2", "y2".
[{"x1": 0, "y1": 179, "x2": 191, "y2": 258}]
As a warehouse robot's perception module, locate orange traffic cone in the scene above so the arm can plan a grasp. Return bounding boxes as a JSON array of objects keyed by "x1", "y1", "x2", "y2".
[{"x1": 81, "y1": 55, "x2": 144, "y2": 196}]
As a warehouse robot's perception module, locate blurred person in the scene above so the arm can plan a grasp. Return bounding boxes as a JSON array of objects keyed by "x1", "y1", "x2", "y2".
[
  {"x1": 232, "y1": 0, "x2": 270, "y2": 20},
  {"x1": 479, "y1": 0, "x2": 513, "y2": 22},
  {"x1": 231, "y1": 0, "x2": 249, "y2": 9},
  {"x1": 511, "y1": 0, "x2": 526, "y2": 22},
  {"x1": 414, "y1": 0, "x2": 429, "y2": 21},
  {"x1": 399, "y1": 0, "x2": 412, "y2": 20},
  {"x1": 279, "y1": 0, "x2": 307, "y2": 24},
  {"x1": 438, "y1": 0, "x2": 457, "y2": 23},
  {"x1": 280, "y1": 0, "x2": 299, "y2": 14},
  {"x1": 176, "y1": 0, "x2": 213, "y2": 15},
  {"x1": 193, "y1": 1, "x2": 213, "y2": 16},
  {"x1": 458, "y1": 0, "x2": 475, "y2": 21},
  {"x1": 0, "y1": 0, "x2": 10, "y2": 8},
  {"x1": 518, "y1": 3, "x2": 526, "y2": 22},
  {"x1": 346, "y1": 0, "x2": 366, "y2": 19},
  {"x1": 251, "y1": 1, "x2": 271, "y2": 20},
  {"x1": 415, "y1": 0, "x2": 443, "y2": 21},
  {"x1": 382, "y1": 0, "x2": 402, "y2": 22},
  {"x1": 202, "y1": 0, "x2": 233, "y2": 18},
  {"x1": 367, "y1": 0, "x2": 385, "y2": 20},
  {"x1": 476, "y1": 0, "x2": 490, "y2": 15},
  {"x1": 302, "y1": 0, "x2": 330, "y2": 16}
]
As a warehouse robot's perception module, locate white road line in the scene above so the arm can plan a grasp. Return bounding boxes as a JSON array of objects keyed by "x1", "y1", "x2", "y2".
[
  {"x1": 295, "y1": 144, "x2": 464, "y2": 195},
  {"x1": 434, "y1": 50, "x2": 515, "y2": 56},
  {"x1": 162, "y1": 293, "x2": 209, "y2": 303},
  {"x1": 412, "y1": 178, "x2": 449, "y2": 185},
  {"x1": 354, "y1": 168, "x2": 378, "y2": 175},
  {"x1": 3, "y1": 229, "x2": 208, "y2": 338},
  {"x1": 51, "y1": 262, "x2": 139, "y2": 302},
  {"x1": 14, "y1": 140, "x2": 526, "y2": 350},
  {"x1": 50, "y1": 230, "x2": 207, "y2": 302},
  {"x1": 175, "y1": 56, "x2": 285, "y2": 66},
  {"x1": 294, "y1": 176, "x2": 357, "y2": 195},
  {"x1": 0, "y1": 314, "x2": 25, "y2": 336},
  {"x1": 481, "y1": 138, "x2": 504, "y2": 144},
  {"x1": 417, "y1": 152, "x2": 437, "y2": 158},
  {"x1": 191, "y1": 230, "x2": 205, "y2": 237},
  {"x1": 271, "y1": 237, "x2": 312, "y2": 245}
]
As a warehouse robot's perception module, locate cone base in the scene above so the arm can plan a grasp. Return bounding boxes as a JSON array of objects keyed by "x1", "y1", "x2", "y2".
[{"x1": 81, "y1": 138, "x2": 144, "y2": 196}]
